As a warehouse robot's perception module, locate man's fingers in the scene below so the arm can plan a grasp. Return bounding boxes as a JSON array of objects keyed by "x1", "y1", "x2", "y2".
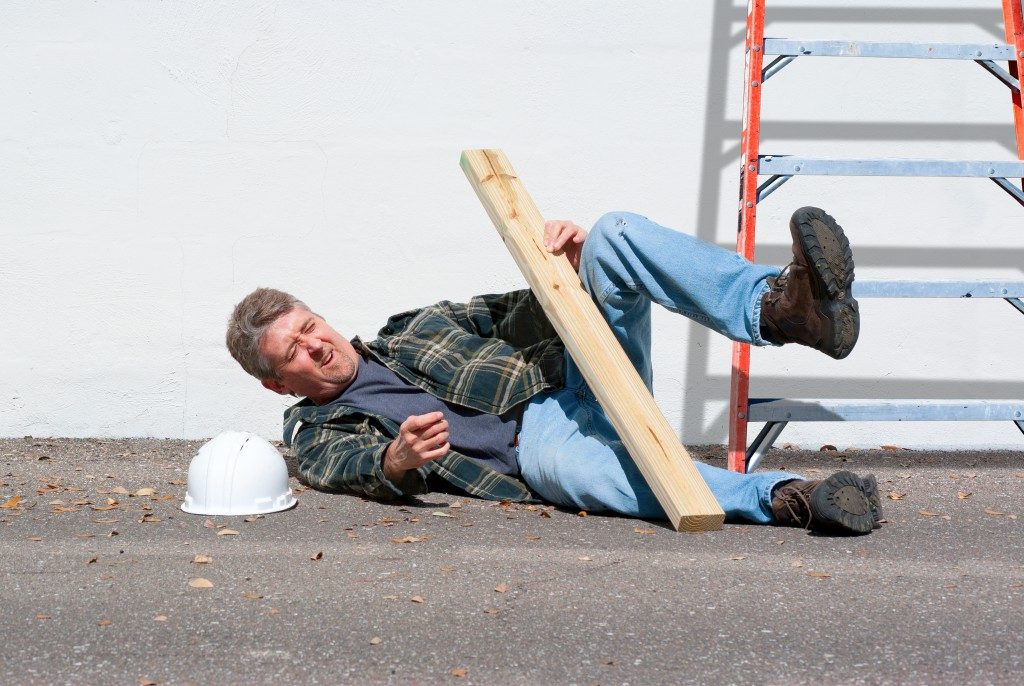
[
  {"x1": 544, "y1": 221, "x2": 585, "y2": 252},
  {"x1": 421, "y1": 442, "x2": 450, "y2": 461},
  {"x1": 416, "y1": 431, "x2": 449, "y2": 450},
  {"x1": 544, "y1": 220, "x2": 571, "y2": 248},
  {"x1": 418, "y1": 421, "x2": 448, "y2": 442},
  {"x1": 403, "y1": 411, "x2": 445, "y2": 430}
]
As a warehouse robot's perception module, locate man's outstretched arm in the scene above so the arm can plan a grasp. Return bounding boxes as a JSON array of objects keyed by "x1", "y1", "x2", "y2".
[{"x1": 292, "y1": 421, "x2": 428, "y2": 500}]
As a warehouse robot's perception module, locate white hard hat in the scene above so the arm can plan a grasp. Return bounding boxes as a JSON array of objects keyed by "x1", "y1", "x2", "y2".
[{"x1": 181, "y1": 431, "x2": 297, "y2": 516}]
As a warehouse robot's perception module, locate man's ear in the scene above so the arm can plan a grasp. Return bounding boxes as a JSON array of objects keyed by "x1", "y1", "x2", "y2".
[{"x1": 261, "y1": 378, "x2": 291, "y2": 396}]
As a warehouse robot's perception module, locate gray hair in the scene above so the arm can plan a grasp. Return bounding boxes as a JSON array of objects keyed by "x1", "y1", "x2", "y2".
[{"x1": 226, "y1": 287, "x2": 310, "y2": 380}]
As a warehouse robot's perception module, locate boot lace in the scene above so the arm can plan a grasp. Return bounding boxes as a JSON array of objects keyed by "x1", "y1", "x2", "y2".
[
  {"x1": 764, "y1": 262, "x2": 794, "y2": 305},
  {"x1": 775, "y1": 484, "x2": 813, "y2": 529}
]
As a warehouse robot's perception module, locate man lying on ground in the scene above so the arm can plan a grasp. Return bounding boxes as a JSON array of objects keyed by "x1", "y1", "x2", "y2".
[{"x1": 227, "y1": 208, "x2": 881, "y2": 534}]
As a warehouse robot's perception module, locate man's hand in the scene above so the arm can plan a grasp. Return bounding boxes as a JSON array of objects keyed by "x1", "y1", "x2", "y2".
[
  {"x1": 544, "y1": 220, "x2": 588, "y2": 272},
  {"x1": 383, "y1": 412, "x2": 450, "y2": 482}
]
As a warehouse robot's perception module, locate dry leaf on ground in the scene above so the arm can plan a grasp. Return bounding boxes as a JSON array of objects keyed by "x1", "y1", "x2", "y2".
[
  {"x1": 985, "y1": 509, "x2": 1007, "y2": 516},
  {"x1": 918, "y1": 510, "x2": 941, "y2": 517},
  {"x1": 806, "y1": 571, "x2": 832, "y2": 579},
  {"x1": 452, "y1": 668, "x2": 468, "y2": 678},
  {"x1": 410, "y1": 595, "x2": 426, "y2": 604},
  {"x1": 887, "y1": 492, "x2": 906, "y2": 501},
  {"x1": 369, "y1": 637, "x2": 382, "y2": 645},
  {"x1": 310, "y1": 551, "x2": 323, "y2": 561},
  {"x1": 391, "y1": 536, "x2": 428, "y2": 544},
  {"x1": 634, "y1": 528, "x2": 655, "y2": 535},
  {"x1": 153, "y1": 615, "x2": 168, "y2": 622},
  {"x1": 494, "y1": 582, "x2": 508, "y2": 593},
  {"x1": 98, "y1": 619, "x2": 113, "y2": 626},
  {"x1": 956, "y1": 491, "x2": 972, "y2": 500},
  {"x1": 192, "y1": 555, "x2": 213, "y2": 564},
  {"x1": 217, "y1": 529, "x2": 240, "y2": 536},
  {"x1": 243, "y1": 592, "x2": 263, "y2": 600},
  {"x1": 134, "y1": 488, "x2": 156, "y2": 497},
  {"x1": 188, "y1": 578, "x2": 214, "y2": 589},
  {"x1": 1, "y1": 495, "x2": 21, "y2": 509}
]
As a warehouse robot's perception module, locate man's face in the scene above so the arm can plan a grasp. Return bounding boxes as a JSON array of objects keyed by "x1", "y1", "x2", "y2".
[{"x1": 258, "y1": 307, "x2": 359, "y2": 404}]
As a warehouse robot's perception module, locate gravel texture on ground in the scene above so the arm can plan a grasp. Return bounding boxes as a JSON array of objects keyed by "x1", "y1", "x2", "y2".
[{"x1": 2, "y1": 438, "x2": 1022, "y2": 685}]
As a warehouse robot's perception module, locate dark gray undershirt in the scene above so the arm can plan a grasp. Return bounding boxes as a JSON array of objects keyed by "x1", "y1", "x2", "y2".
[{"x1": 331, "y1": 354, "x2": 520, "y2": 476}]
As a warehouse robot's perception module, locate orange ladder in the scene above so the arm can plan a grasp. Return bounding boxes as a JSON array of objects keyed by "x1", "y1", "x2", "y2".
[{"x1": 729, "y1": 0, "x2": 1024, "y2": 472}]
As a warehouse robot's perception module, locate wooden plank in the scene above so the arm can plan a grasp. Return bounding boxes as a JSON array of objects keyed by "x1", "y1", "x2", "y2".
[{"x1": 460, "y1": 149, "x2": 724, "y2": 532}]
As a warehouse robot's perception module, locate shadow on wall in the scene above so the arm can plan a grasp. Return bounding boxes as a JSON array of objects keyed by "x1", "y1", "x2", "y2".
[{"x1": 683, "y1": 2, "x2": 1023, "y2": 443}]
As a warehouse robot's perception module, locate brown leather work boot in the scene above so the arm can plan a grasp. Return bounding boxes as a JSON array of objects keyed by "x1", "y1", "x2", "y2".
[
  {"x1": 759, "y1": 207, "x2": 860, "y2": 359},
  {"x1": 771, "y1": 470, "x2": 875, "y2": 534}
]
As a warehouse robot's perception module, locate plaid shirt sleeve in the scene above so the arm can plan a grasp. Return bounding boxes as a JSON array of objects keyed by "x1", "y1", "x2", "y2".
[{"x1": 285, "y1": 404, "x2": 428, "y2": 501}]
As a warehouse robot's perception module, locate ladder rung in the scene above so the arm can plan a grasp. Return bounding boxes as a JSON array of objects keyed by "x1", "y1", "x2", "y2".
[
  {"x1": 758, "y1": 156, "x2": 1024, "y2": 177},
  {"x1": 763, "y1": 39, "x2": 1016, "y2": 61},
  {"x1": 853, "y1": 281, "x2": 1024, "y2": 298},
  {"x1": 747, "y1": 399, "x2": 1024, "y2": 422}
]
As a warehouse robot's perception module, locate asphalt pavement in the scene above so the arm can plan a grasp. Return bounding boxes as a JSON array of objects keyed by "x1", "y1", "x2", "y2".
[{"x1": 2, "y1": 438, "x2": 1023, "y2": 685}]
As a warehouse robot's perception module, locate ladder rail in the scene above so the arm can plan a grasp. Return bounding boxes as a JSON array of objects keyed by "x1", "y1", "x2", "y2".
[{"x1": 729, "y1": 0, "x2": 767, "y2": 473}]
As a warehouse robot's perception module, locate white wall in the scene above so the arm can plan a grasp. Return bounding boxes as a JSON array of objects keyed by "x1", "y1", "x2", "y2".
[{"x1": 2, "y1": 1, "x2": 1021, "y2": 449}]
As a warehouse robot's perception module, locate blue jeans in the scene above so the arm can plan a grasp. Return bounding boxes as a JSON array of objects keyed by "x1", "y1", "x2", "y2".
[{"x1": 517, "y1": 212, "x2": 802, "y2": 523}]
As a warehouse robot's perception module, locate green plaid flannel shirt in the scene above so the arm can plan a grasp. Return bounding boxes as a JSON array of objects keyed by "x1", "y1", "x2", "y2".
[{"x1": 283, "y1": 289, "x2": 565, "y2": 502}]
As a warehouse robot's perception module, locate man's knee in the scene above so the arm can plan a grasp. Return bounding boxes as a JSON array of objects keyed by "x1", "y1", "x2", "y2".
[
  {"x1": 590, "y1": 211, "x2": 639, "y2": 240},
  {"x1": 585, "y1": 212, "x2": 642, "y2": 265}
]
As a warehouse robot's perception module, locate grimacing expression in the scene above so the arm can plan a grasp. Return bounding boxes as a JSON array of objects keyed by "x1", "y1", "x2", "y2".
[{"x1": 258, "y1": 308, "x2": 359, "y2": 404}]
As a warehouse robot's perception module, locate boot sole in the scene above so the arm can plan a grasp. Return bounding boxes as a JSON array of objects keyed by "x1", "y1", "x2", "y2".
[
  {"x1": 862, "y1": 473, "x2": 883, "y2": 529},
  {"x1": 809, "y1": 470, "x2": 874, "y2": 534},
  {"x1": 790, "y1": 207, "x2": 860, "y2": 359}
]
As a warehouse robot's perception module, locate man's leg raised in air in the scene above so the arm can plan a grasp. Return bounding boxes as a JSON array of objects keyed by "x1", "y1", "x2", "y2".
[{"x1": 518, "y1": 208, "x2": 879, "y2": 533}]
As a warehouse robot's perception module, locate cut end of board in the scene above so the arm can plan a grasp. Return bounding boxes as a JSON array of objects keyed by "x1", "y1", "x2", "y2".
[{"x1": 673, "y1": 513, "x2": 726, "y2": 533}]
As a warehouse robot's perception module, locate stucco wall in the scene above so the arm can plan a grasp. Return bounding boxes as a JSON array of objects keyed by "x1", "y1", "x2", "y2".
[{"x1": 2, "y1": 1, "x2": 1021, "y2": 449}]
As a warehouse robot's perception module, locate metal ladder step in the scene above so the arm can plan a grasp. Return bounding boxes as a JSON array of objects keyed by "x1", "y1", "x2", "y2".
[
  {"x1": 763, "y1": 39, "x2": 1016, "y2": 61},
  {"x1": 758, "y1": 156, "x2": 1024, "y2": 177},
  {"x1": 852, "y1": 281, "x2": 1024, "y2": 298},
  {"x1": 744, "y1": 399, "x2": 1024, "y2": 472},
  {"x1": 748, "y1": 399, "x2": 1024, "y2": 423}
]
